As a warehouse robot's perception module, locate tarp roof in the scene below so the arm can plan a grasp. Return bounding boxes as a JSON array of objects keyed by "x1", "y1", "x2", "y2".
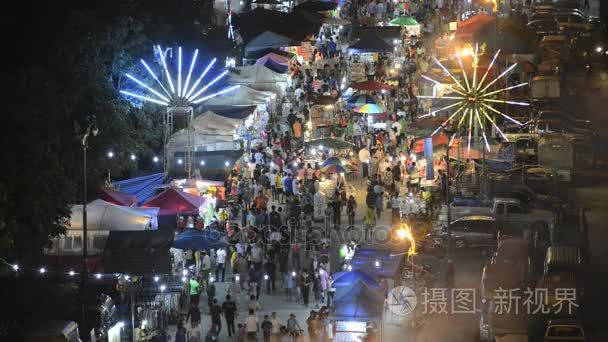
[
  {"x1": 244, "y1": 31, "x2": 295, "y2": 55},
  {"x1": 331, "y1": 281, "x2": 384, "y2": 322},
  {"x1": 194, "y1": 105, "x2": 256, "y2": 120},
  {"x1": 142, "y1": 188, "x2": 206, "y2": 215},
  {"x1": 246, "y1": 48, "x2": 296, "y2": 60},
  {"x1": 348, "y1": 31, "x2": 394, "y2": 53},
  {"x1": 193, "y1": 110, "x2": 245, "y2": 134},
  {"x1": 166, "y1": 129, "x2": 237, "y2": 153},
  {"x1": 112, "y1": 173, "x2": 166, "y2": 205},
  {"x1": 332, "y1": 270, "x2": 382, "y2": 290},
  {"x1": 103, "y1": 230, "x2": 173, "y2": 274},
  {"x1": 69, "y1": 199, "x2": 159, "y2": 231},
  {"x1": 256, "y1": 52, "x2": 292, "y2": 66},
  {"x1": 99, "y1": 187, "x2": 137, "y2": 207},
  {"x1": 202, "y1": 85, "x2": 273, "y2": 107},
  {"x1": 350, "y1": 248, "x2": 404, "y2": 278},
  {"x1": 262, "y1": 58, "x2": 289, "y2": 74},
  {"x1": 228, "y1": 64, "x2": 290, "y2": 94}
]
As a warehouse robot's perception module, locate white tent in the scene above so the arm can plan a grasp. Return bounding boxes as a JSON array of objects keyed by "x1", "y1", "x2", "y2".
[
  {"x1": 68, "y1": 199, "x2": 159, "y2": 231},
  {"x1": 45, "y1": 200, "x2": 159, "y2": 256},
  {"x1": 203, "y1": 85, "x2": 273, "y2": 107},
  {"x1": 228, "y1": 64, "x2": 290, "y2": 95},
  {"x1": 166, "y1": 129, "x2": 239, "y2": 153},
  {"x1": 192, "y1": 110, "x2": 246, "y2": 134}
]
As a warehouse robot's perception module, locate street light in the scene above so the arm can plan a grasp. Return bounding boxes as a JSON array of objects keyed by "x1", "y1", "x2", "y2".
[
  {"x1": 130, "y1": 154, "x2": 136, "y2": 161},
  {"x1": 153, "y1": 156, "x2": 159, "y2": 163},
  {"x1": 107, "y1": 151, "x2": 114, "y2": 158},
  {"x1": 81, "y1": 120, "x2": 99, "y2": 282}
]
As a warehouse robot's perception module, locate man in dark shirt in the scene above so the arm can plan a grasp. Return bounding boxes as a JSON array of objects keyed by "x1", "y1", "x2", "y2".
[
  {"x1": 222, "y1": 295, "x2": 237, "y2": 337},
  {"x1": 210, "y1": 298, "x2": 223, "y2": 334}
]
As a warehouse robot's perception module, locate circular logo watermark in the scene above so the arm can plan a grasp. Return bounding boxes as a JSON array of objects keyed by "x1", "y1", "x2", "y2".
[{"x1": 387, "y1": 286, "x2": 417, "y2": 316}]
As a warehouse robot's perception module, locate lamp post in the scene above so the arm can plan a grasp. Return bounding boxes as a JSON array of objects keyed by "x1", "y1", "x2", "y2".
[{"x1": 81, "y1": 120, "x2": 99, "y2": 281}]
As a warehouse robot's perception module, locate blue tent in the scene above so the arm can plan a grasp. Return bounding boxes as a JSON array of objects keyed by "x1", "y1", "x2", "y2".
[
  {"x1": 264, "y1": 58, "x2": 289, "y2": 74},
  {"x1": 331, "y1": 281, "x2": 384, "y2": 322},
  {"x1": 350, "y1": 248, "x2": 404, "y2": 279},
  {"x1": 112, "y1": 173, "x2": 166, "y2": 205},
  {"x1": 332, "y1": 270, "x2": 382, "y2": 291},
  {"x1": 172, "y1": 229, "x2": 228, "y2": 251}
]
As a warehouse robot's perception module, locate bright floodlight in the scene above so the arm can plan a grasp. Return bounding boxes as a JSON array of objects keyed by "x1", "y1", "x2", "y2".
[
  {"x1": 153, "y1": 156, "x2": 159, "y2": 163},
  {"x1": 95, "y1": 273, "x2": 102, "y2": 279},
  {"x1": 419, "y1": 43, "x2": 529, "y2": 154},
  {"x1": 177, "y1": 159, "x2": 183, "y2": 165},
  {"x1": 200, "y1": 160, "x2": 205, "y2": 166},
  {"x1": 39, "y1": 267, "x2": 46, "y2": 274},
  {"x1": 12, "y1": 264, "x2": 18, "y2": 271},
  {"x1": 107, "y1": 151, "x2": 114, "y2": 158},
  {"x1": 130, "y1": 154, "x2": 136, "y2": 161},
  {"x1": 121, "y1": 46, "x2": 238, "y2": 107}
]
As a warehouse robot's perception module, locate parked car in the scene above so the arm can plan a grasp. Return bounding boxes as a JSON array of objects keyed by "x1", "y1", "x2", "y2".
[
  {"x1": 442, "y1": 215, "x2": 497, "y2": 249},
  {"x1": 554, "y1": 12, "x2": 595, "y2": 31},
  {"x1": 535, "y1": 110, "x2": 593, "y2": 131},
  {"x1": 527, "y1": 19, "x2": 562, "y2": 37},
  {"x1": 544, "y1": 319, "x2": 586, "y2": 341}
]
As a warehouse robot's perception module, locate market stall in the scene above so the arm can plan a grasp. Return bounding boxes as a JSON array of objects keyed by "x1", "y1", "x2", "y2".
[
  {"x1": 142, "y1": 188, "x2": 208, "y2": 230},
  {"x1": 330, "y1": 281, "x2": 384, "y2": 342},
  {"x1": 228, "y1": 64, "x2": 291, "y2": 95}
]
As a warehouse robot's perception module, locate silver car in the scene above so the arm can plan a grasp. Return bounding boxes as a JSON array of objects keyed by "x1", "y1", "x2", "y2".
[{"x1": 444, "y1": 216, "x2": 497, "y2": 249}]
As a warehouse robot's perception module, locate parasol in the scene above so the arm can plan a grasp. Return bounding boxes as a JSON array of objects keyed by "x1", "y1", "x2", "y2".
[
  {"x1": 322, "y1": 156, "x2": 347, "y2": 167},
  {"x1": 389, "y1": 16, "x2": 418, "y2": 26},
  {"x1": 353, "y1": 103, "x2": 386, "y2": 114},
  {"x1": 172, "y1": 230, "x2": 228, "y2": 250},
  {"x1": 304, "y1": 138, "x2": 355, "y2": 150},
  {"x1": 397, "y1": 2, "x2": 411, "y2": 10},
  {"x1": 347, "y1": 94, "x2": 383, "y2": 107},
  {"x1": 322, "y1": 164, "x2": 347, "y2": 174}
]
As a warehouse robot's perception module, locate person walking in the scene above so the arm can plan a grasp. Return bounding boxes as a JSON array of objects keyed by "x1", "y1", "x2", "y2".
[
  {"x1": 346, "y1": 195, "x2": 357, "y2": 230},
  {"x1": 210, "y1": 298, "x2": 223, "y2": 335},
  {"x1": 262, "y1": 315, "x2": 273, "y2": 342},
  {"x1": 270, "y1": 312, "x2": 282, "y2": 342},
  {"x1": 215, "y1": 247, "x2": 227, "y2": 282},
  {"x1": 189, "y1": 276, "x2": 202, "y2": 306},
  {"x1": 245, "y1": 308, "x2": 259, "y2": 342},
  {"x1": 301, "y1": 271, "x2": 312, "y2": 307},
  {"x1": 222, "y1": 295, "x2": 237, "y2": 337},
  {"x1": 287, "y1": 313, "x2": 302, "y2": 342}
]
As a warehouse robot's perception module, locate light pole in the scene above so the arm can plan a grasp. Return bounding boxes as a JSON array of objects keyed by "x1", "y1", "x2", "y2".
[{"x1": 81, "y1": 120, "x2": 99, "y2": 281}]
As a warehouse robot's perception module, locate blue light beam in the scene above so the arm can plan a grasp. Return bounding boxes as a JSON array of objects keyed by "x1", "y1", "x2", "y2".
[
  {"x1": 140, "y1": 59, "x2": 172, "y2": 98},
  {"x1": 177, "y1": 46, "x2": 182, "y2": 97},
  {"x1": 184, "y1": 58, "x2": 217, "y2": 99},
  {"x1": 125, "y1": 73, "x2": 171, "y2": 103},
  {"x1": 120, "y1": 90, "x2": 170, "y2": 106},
  {"x1": 191, "y1": 85, "x2": 240, "y2": 104},
  {"x1": 188, "y1": 70, "x2": 229, "y2": 102},
  {"x1": 182, "y1": 49, "x2": 199, "y2": 99},
  {"x1": 156, "y1": 45, "x2": 176, "y2": 94}
]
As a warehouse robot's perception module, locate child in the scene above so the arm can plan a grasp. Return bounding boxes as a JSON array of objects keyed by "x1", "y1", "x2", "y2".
[
  {"x1": 237, "y1": 323, "x2": 246, "y2": 342},
  {"x1": 261, "y1": 315, "x2": 273, "y2": 342}
]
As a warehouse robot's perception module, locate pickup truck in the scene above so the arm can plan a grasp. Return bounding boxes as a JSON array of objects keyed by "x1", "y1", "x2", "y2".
[{"x1": 440, "y1": 198, "x2": 554, "y2": 238}]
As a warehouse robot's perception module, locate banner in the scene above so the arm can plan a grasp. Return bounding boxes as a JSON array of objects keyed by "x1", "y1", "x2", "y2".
[{"x1": 424, "y1": 137, "x2": 434, "y2": 180}]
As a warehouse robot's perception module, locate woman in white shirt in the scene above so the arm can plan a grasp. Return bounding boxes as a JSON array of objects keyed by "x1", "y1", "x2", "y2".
[{"x1": 245, "y1": 308, "x2": 259, "y2": 342}]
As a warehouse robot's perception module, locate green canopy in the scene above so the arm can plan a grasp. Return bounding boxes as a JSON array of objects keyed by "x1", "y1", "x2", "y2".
[{"x1": 389, "y1": 16, "x2": 418, "y2": 27}]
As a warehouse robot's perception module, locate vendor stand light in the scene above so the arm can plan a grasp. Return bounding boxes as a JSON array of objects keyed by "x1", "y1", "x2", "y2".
[
  {"x1": 154, "y1": 275, "x2": 160, "y2": 282},
  {"x1": 12, "y1": 264, "x2": 19, "y2": 271},
  {"x1": 291, "y1": 271, "x2": 296, "y2": 277},
  {"x1": 160, "y1": 284, "x2": 166, "y2": 292},
  {"x1": 39, "y1": 267, "x2": 46, "y2": 274},
  {"x1": 153, "y1": 156, "x2": 159, "y2": 163},
  {"x1": 107, "y1": 151, "x2": 114, "y2": 158},
  {"x1": 95, "y1": 273, "x2": 102, "y2": 279}
]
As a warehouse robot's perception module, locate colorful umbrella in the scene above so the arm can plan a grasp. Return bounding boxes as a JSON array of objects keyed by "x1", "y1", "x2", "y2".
[
  {"x1": 323, "y1": 164, "x2": 347, "y2": 174},
  {"x1": 353, "y1": 103, "x2": 386, "y2": 114},
  {"x1": 322, "y1": 156, "x2": 347, "y2": 167},
  {"x1": 347, "y1": 94, "x2": 383, "y2": 107},
  {"x1": 389, "y1": 16, "x2": 418, "y2": 26},
  {"x1": 397, "y1": 2, "x2": 411, "y2": 11}
]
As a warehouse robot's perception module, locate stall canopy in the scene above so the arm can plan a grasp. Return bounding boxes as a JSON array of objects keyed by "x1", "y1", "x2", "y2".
[
  {"x1": 351, "y1": 80, "x2": 393, "y2": 91},
  {"x1": 247, "y1": 48, "x2": 296, "y2": 61},
  {"x1": 331, "y1": 270, "x2": 382, "y2": 291},
  {"x1": 195, "y1": 105, "x2": 256, "y2": 120},
  {"x1": 412, "y1": 132, "x2": 449, "y2": 153},
  {"x1": 348, "y1": 31, "x2": 394, "y2": 53},
  {"x1": 228, "y1": 64, "x2": 290, "y2": 94},
  {"x1": 350, "y1": 248, "x2": 404, "y2": 278},
  {"x1": 244, "y1": 30, "x2": 295, "y2": 55},
  {"x1": 193, "y1": 110, "x2": 245, "y2": 134},
  {"x1": 99, "y1": 187, "x2": 137, "y2": 207},
  {"x1": 262, "y1": 58, "x2": 289, "y2": 74},
  {"x1": 331, "y1": 281, "x2": 384, "y2": 322},
  {"x1": 112, "y1": 173, "x2": 166, "y2": 205},
  {"x1": 142, "y1": 188, "x2": 206, "y2": 215},
  {"x1": 172, "y1": 229, "x2": 229, "y2": 250},
  {"x1": 203, "y1": 85, "x2": 273, "y2": 107},
  {"x1": 166, "y1": 129, "x2": 236, "y2": 154},
  {"x1": 69, "y1": 199, "x2": 159, "y2": 231},
  {"x1": 103, "y1": 229, "x2": 173, "y2": 274}
]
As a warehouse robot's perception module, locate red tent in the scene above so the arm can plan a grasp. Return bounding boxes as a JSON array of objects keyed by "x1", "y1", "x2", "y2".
[
  {"x1": 455, "y1": 13, "x2": 496, "y2": 39},
  {"x1": 99, "y1": 187, "x2": 137, "y2": 207},
  {"x1": 351, "y1": 80, "x2": 393, "y2": 91},
  {"x1": 412, "y1": 132, "x2": 449, "y2": 153},
  {"x1": 142, "y1": 188, "x2": 206, "y2": 215}
]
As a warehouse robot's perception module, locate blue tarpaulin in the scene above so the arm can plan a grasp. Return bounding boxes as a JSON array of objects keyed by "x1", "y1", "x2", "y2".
[
  {"x1": 331, "y1": 281, "x2": 384, "y2": 322},
  {"x1": 331, "y1": 270, "x2": 382, "y2": 291},
  {"x1": 112, "y1": 173, "x2": 166, "y2": 205},
  {"x1": 264, "y1": 58, "x2": 289, "y2": 74},
  {"x1": 350, "y1": 248, "x2": 404, "y2": 279},
  {"x1": 172, "y1": 229, "x2": 229, "y2": 251}
]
